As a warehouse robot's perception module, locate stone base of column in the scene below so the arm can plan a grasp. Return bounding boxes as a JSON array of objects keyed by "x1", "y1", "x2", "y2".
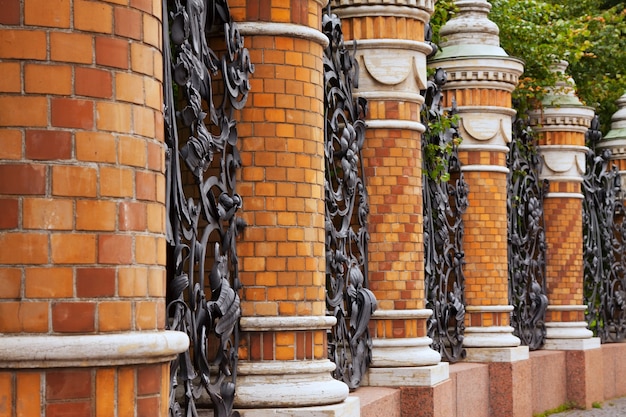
[
  {"x1": 544, "y1": 305, "x2": 600, "y2": 351},
  {"x1": 231, "y1": 397, "x2": 360, "y2": 417},
  {"x1": 234, "y1": 359, "x2": 349, "y2": 408},
  {"x1": 463, "y1": 325, "x2": 529, "y2": 362},
  {"x1": 365, "y1": 309, "x2": 449, "y2": 387},
  {"x1": 363, "y1": 362, "x2": 449, "y2": 387}
]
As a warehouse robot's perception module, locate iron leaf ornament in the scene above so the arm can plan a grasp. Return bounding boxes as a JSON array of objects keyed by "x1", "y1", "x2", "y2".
[
  {"x1": 163, "y1": 0, "x2": 253, "y2": 415},
  {"x1": 323, "y1": 7, "x2": 377, "y2": 390}
]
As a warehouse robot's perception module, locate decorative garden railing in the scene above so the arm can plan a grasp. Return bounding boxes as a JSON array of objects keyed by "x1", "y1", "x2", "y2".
[
  {"x1": 163, "y1": 0, "x2": 253, "y2": 415},
  {"x1": 507, "y1": 116, "x2": 549, "y2": 350},
  {"x1": 422, "y1": 67, "x2": 468, "y2": 363},
  {"x1": 323, "y1": 7, "x2": 377, "y2": 389},
  {"x1": 583, "y1": 116, "x2": 626, "y2": 343}
]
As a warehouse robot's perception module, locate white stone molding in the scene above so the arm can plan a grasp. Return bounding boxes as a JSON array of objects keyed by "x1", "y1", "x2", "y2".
[
  {"x1": 538, "y1": 145, "x2": 588, "y2": 182},
  {"x1": 333, "y1": 4, "x2": 432, "y2": 20},
  {"x1": 457, "y1": 111, "x2": 513, "y2": 145},
  {"x1": 604, "y1": 93, "x2": 626, "y2": 136},
  {"x1": 0, "y1": 331, "x2": 189, "y2": 368},
  {"x1": 464, "y1": 345, "x2": 530, "y2": 362},
  {"x1": 371, "y1": 308, "x2": 433, "y2": 320},
  {"x1": 370, "y1": 337, "x2": 441, "y2": 367},
  {"x1": 363, "y1": 362, "x2": 449, "y2": 386},
  {"x1": 237, "y1": 22, "x2": 329, "y2": 48},
  {"x1": 461, "y1": 165, "x2": 510, "y2": 174},
  {"x1": 463, "y1": 326, "x2": 521, "y2": 348},
  {"x1": 365, "y1": 308, "x2": 448, "y2": 386},
  {"x1": 365, "y1": 119, "x2": 426, "y2": 132},
  {"x1": 430, "y1": 58, "x2": 524, "y2": 91},
  {"x1": 240, "y1": 315, "x2": 336, "y2": 331},
  {"x1": 349, "y1": 40, "x2": 431, "y2": 104},
  {"x1": 543, "y1": 305, "x2": 600, "y2": 350},
  {"x1": 235, "y1": 359, "x2": 349, "y2": 408},
  {"x1": 544, "y1": 192, "x2": 584, "y2": 199},
  {"x1": 333, "y1": 0, "x2": 434, "y2": 14},
  {"x1": 529, "y1": 106, "x2": 595, "y2": 133}
]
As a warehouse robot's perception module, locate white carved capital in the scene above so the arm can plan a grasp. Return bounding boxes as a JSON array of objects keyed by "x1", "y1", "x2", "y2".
[
  {"x1": 538, "y1": 145, "x2": 588, "y2": 182},
  {"x1": 348, "y1": 39, "x2": 431, "y2": 104},
  {"x1": 455, "y1": 107, "x2": 516, "y2": 146}
]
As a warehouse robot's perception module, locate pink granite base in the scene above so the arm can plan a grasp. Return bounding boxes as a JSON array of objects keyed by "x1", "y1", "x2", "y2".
[
  {"x1": 351, "y1": 387, "x2": 400, "y2": 417},
  {"x1": 449, "y1": 363, "x2": 489, "y2": 417},
  {"x1": 602, "y1": 343, "x2": 626, "y2": 399},
  {"x1": 399, "y1": 380, "x2": 454, "y2": 417},
  {"x1": 530, "y1": 350, "x2": 567, "y2": 415},
  {"x1": 488, "y1": 360, "x2": 532, "y2": 417},
  {"x1": 566, "y1": 348, "x2": 604, "y2": 409}
]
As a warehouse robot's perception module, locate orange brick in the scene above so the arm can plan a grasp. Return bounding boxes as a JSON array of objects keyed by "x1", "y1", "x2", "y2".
[
  {"x1": 99, "y1": 301, "x2": 132, "y2": 331},
  {"x1": 25, "y1": 267, "x2": 73, "y2": 298},
  {"x1": 23, "y1": 198, "x2": 73, "y2": 230},
  {"x1": 0, "y1": 268, "x2": 21, "y2": 298},
  {"x1": 118, "y1": 267, "x2": 148, "y2": 297},
  {"x1": 0, "y1": 129, "x2": 22, "y2": 160},
  {"x1": 16, "y1": 372, "x2": 41, "y2": 416},
  {"x1": 74, "y1": 0, "x2": 113, "y2": 33},
  {"x1": 132, "y1": 105, "x2": 156, "y2": 138},
  {"x1": 143, "y1": 76, "x2": 162, "y2": 110},
  {"x1": 117, "y1": 367, "x2": 135, "y2": 417},
  {"x1": 0, "y1": 96, "x2": 48, "y2": 127},
  {"x1": 0, "y1": 233, "x2": 48, "y2": 264},
  {"x1": 51, "y1": 233, "x2": 97, "y2": 264},
  {"x1": 76, "y1": 200, "x2": 117, "y2": 231},
  {"x1": 95, "y1": 369, "x2": 115, "y2": 417},
  {"x1": 76, "y1": 131, "x2": 117, "y2": 163},
  {"x1": 114, "y1": 6, "x2": 142, "y2": 39},
  {"x1": 0, "y1": 301, "x2": 48, "y2": 332},
  {"x1": 135, "y1": 235, "x2": 157, "y2": 264},
  {"x1": 51, "y1": 97, "x2": 94, "y2": 129},
  {"x1": 115, "y1": 72, "x2": 144, "y2": 104},
  {"x1": 0, "y1": 29, "x2": 46, "y2": 60},
  {"x1": 136, "y1": 301, "x2": 157, "y2": 330},
  {"x1": 99, "y1": 234, "x2": 133, "y2": 264},
  {"x1": 96, "y1": 101, "x2": 132, "y2": 133},
  {"x1": 142, "y1": 13, "x2": 160, "y2": 48},
  {"x1": 52, "y1": 165, "x2": 98, "y2": 197},
  {"x1": 146, "y1": 202, "x2": 164, "y2": 232},
  {"x1": 0, "y1": 62, "x2": 21, "y2": 93},
  {"x1": 100, "y1": 166, "x2": 134, "y2": 198},
  {"x1": 147, "y1": 268, "x2": 165, "y2": 297},
  {"x1": 50, "y1": 32, "x2": 93, "y2": 64},
  {"x1": 25, "y1": 0, "x2": 71, "y2": 27}
]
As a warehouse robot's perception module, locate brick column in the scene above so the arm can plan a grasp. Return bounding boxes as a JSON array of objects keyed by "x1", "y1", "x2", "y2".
[
  {"x1": 229, "y1": 1, "x2": 355, "y2": 415},
  {"x1": 332, "y1": 0, "x2": 448, "y2": 388},
  {"x1": 430, "y1": 0, "x2": 526, "y2": 363},
  {"x1": 0, "y1": 1, "x2": 187, "y2": 416},
  {"x1": 529, "y1": 61, "x2": 598, "y2": 350}
]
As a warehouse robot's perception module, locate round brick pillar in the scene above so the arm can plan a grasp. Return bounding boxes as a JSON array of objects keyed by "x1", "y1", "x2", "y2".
[
  {"x1": 229, "y1": 1, "x2": 354, "y2": 415},
  {"x1": 529, "y1": 61, "x2": 598, "y2": 350},
  {"x1": 0, "y1": 1, "x2": 187, "y2": 415},
  {"x1": 430, "y1": 0, "x2": 527, "y2": 362},
  {"x1": 331, "y1": 0, "x2": 448, "y2": 386}
]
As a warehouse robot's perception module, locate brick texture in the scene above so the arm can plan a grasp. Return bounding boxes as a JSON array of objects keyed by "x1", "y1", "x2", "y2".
[{"x1": 0, "y1": 0, "x2": 167, "y2": 342}]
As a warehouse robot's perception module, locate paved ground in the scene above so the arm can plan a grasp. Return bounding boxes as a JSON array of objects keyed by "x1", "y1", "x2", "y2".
[{"x1": 548, "y1": 397, "x2": 626, "y2": 417}]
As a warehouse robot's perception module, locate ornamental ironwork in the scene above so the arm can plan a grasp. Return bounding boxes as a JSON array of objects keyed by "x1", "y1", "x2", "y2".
[
  {"x1": 422, "y1": 68, "x2": 468, "y2": 363},
  {"x1": 323, "y1": 7, "x2": 377, "y2": 390},
  {"x1": 583, "y1": 116, "x2": 626, "y2": 343},
  {"x1": 162, "y1": 0, "x2": 253, "y2": 415},
  {"x1": 507, "y1": 116, "x2": 549, "y2": 350}
]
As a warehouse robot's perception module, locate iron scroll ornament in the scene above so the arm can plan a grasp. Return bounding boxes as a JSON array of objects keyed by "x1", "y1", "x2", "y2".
[
  {"x1": 163, "y1": 0, "x2": 253, "y2": 416},
  {"x1": 583, "y1": 116, "x2": 626, "y2": 343},
  {"x1": 422, "y1": 68, "x2": 468, "y2": 363},
  {"x1": 506, "y1": 116, "x2": 549, "y2": 350},
  {"x1": 323, "y1": 8, "x2": 377, "y2": 390}
]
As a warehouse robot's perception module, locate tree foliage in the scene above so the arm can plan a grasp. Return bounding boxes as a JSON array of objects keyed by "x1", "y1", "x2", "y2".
[{"x1": 431, "y1": 0, "x2": 626, "y2": 133}]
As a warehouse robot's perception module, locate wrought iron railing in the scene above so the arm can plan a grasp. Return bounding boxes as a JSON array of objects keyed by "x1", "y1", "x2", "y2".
[
  {"x1": 323, "y1": 7, "x2": 377, "y2": 389},
  {"x1": 422, "y1": 68, "x2": 468, "y2": 363},
  {"x1": 507, "y1": 116, "x2": 549, "y2": 350},
  {"x1": 583, "y1": 116, "x2": 626, "y2": 343},
  {"x1": 163, "y1": 0, "x2": 253, "y2": 415}
]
